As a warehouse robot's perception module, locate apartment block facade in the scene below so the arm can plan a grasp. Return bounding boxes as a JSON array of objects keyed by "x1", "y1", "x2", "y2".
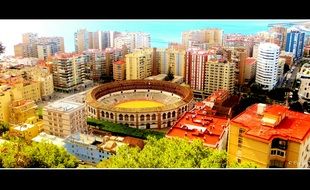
[
  {"x1": 51, "y1": 53, "x2": 86, "y2": 92},
  {"x1": 43, "y1": 100, "x2": 86, "y2": 138}
]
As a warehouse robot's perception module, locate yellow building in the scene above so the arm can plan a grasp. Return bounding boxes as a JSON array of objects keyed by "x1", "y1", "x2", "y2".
[
  {"x1": 10, "y1": 119, "x2": 43, "y2": 141},
  {"x1": 0, "y1": 87, "x2": 12, "y2": 122},
  {"x1": 27, "y1": 67, "x2": 54, "y2": 100},
  {"x1": 22, "y1": 81, "x2": 41, "y2": 102},
  {"x1": 182, "y1": 29, "x2": 223, "y2": 48},
  {"x1": 14, "y1": 43, "x2": 38, "y2": 58},
  {"x1": 205, "y1": 60, "x2": 235, "y2": 95},
  {"x1": 9, "y1": 99, "x2": 37, "y2": 125},
  {"x1": 125, "y1": 48, "x2": 153, "y2": 80},
  {"x1": 228, "y1": 103, "x2": 310, "y2": 168},
  {"x1": 5, "y1": 66, "x2": 54, "y2": 100}
]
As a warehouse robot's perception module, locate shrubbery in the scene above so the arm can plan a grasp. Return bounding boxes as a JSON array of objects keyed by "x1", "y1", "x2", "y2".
[{"x1": 87, "y1": 118, "x2": 164, "y2": 139}]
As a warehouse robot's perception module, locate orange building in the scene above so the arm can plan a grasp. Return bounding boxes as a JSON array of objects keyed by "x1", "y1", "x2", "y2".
[
  {"x1": 304, "y1": 46, "x2": 310, "y2": 57},
  {"x1": 113, "y1": 60, "x2": 126, "y2": 81},
  {"x1": 203, "y1": 89, "x2": 230, "y2": 106},
  {"x1": 244, "y1": 57, "x2": 256, "y2": 83},
  {"x1": 228, "y1": 103, "x2": 310, "y2": 168},
  {"x1": 279, "y1": 52, "x2": 294, "y2": 67}
]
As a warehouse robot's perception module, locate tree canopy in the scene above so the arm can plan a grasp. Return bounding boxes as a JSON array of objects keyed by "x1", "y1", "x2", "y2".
[
  {"x1": 87, "y1": 118, "x2": 164, "y2": 139},
  {"x1": 0, "y1": 122, "x2": 9, "y2": 135},
  {"x1": 267, "y1": 88, "x2": 288, "y2": 102},
  {"x1": 228, "y1": 161, "x2": 259, "y2": 168},
  {"x1": 289, "y1": 101, "x2": 304, "y2": 113},
  {"x1": 164, "y1": 68, "x2": 174, "y2": 81},
  {"x1": 0, "y1": 139, "x2": 78, "y2": 168},
  {"x1": 97, "y1": 137, "x2": 257, "y2": 168},
  {"x1": 284, "y1": 64, "x2": 290, "y2": 74}
]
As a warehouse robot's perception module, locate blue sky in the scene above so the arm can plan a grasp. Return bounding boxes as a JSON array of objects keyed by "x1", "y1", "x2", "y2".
[{"x1": 0, "y1": 19, "x2": 305, "y2": 56}]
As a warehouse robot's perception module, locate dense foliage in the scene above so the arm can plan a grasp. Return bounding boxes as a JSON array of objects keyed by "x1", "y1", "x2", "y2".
[
  {"x1": 0, "y1": 122, "x2": 9, "y2": 135},
  {"x1": 0, "y1": 139, "x2": 78, "y2": 168},
  {"x1": 36, "y1": 106, "x2": 43, "y2": 119},
  {"x1": 267, "y1": 88, "x2": 288, "y2": 102},
  {"x1": 97, "y1": 137, "x2": 258, "y2": 168},
  {"x1": 87, "y1": 118, "x2": 164, "y2": 139},
  {"x1": 228, "y1": 161, "x2": 259, "y2": 168},
  {"x1": 284, "y1": 64, "x2": 290, "y2": 74},
  {"x1": 164, "y1": 69, "x2": 174, "y2": 81},
  {"x1": 289, "y1": 101, "x2": 304, "y2": 113}
]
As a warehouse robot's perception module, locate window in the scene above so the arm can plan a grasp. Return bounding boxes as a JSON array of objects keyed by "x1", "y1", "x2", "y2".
[
  {"x1": 238, "y1": 137, "x2": 243, "y2": 148},
  {"x1": 270, "y1": 160, "x2": 285, "y2": 168},
  {"x1": 271, "y1": 138, "x2": 288, "y2": 150},
  {"x1": 237, "y1": 159, "x2": 241, "y2": 163},
  {"x1": 239, "y1": 128, "x2": 245, "y2": 135},
  {"x1": 270, "y1": 149, "x2": 286, "y2": 157}
]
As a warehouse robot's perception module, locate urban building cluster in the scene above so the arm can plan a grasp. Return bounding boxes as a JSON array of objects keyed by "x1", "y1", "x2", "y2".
[{"x1": 1, "y1": 23, "x2": 310, "y2": 168}]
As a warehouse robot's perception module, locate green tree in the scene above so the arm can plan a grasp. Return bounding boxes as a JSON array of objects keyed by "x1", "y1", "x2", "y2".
[
  {"x1": 0, "y1": 122, "x2": 9, "y2": 135},
  {"x1": 284, "y1": 64, "x2": 290, "y2": 74},
  {"x1": 0, "y1": 139, "x2": 78, "y2": 168},
  {"x1": 291, "y1": 90, "x2": 299, "y2": 101},
  {"x1": 87, "y1": 118, "x2": 164, "y2": 139},
  {"x1": 303, "y1": 101, "x2": 310, "y2": 113},
  {"x1": 289, "y1": 101, "x2": 304, "y2": 113},
  {"x1": 97, "y1": 137, "x2": 227, "y2": 168},
  {"x1": 0, "y1": 139, "x2": 31, "y2": 168},
  {"x1": 229, "y1": 161, "x2": 259, "y2": 168},
  {"x1": 27, "y1": 141, "x2": 78, "y2": 168},
  {"x1": 164, "y1": 68, "x2": 174, "y2": 81},
  {"x1": 267, "y1": 88, "x2": 287, "y2": 102},
  {"x1": 0, "y1": 42, "x2": 5, "y2": 55},
  {"x1": 36, "y1": 106, "x2": 43, "y2": 119}
]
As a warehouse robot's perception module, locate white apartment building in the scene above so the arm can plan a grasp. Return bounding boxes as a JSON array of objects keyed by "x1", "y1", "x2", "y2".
[
  {"x1": 255, "y1": 43, "x2": 280, "y2": 91},
  {"x1": 114, "y1": 32, "x2": 150, "y2": 52}
]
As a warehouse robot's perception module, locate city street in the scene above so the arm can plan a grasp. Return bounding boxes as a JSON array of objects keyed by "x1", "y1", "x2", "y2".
[{"x1": 280, "y1": 61, "x2": 301, "y2": 90}]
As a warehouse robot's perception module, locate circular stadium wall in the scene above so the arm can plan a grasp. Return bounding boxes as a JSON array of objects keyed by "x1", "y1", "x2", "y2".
[{"x1": 85, "y1": 80, "x2": 195, "y2": 129}]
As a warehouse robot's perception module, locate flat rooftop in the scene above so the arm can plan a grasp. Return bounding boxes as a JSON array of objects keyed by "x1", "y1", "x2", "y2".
[
  {"x1": 232, "y1": 104, "x2": 310, "y2": 143},
  {"x1": 32, "y1": 132, "x2": 65, "y2": 147},
  {"x1": 45, "y1": 100, "x2": 84, "y2": 112},
  {"x1": 14, "y1": 123, "x2": 35, "y2": 131},
  {"x1": 145, "y1": 74, "x2": 167, "y2": 81},
  {"x1": 66, "y1": 133, "x2": 102, "y2": 145}
]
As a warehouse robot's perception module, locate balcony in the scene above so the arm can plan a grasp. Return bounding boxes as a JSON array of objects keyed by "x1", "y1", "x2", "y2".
[{"x1": 269, "y1": 159, "x2": 285, "y2": 168}]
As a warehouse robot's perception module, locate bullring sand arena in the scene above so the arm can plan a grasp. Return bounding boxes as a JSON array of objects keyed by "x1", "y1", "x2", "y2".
[
  {"x1": 86, "y1": 80, "x2": 195, "y2": 129},
  {"x1": 115, "y1": 100, "x2": 164, "y2": 109}
]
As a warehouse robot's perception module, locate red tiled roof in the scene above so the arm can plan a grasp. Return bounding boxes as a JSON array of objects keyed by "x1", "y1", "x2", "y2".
[
  {"x1": 123, "y1": 136, "x2": 145, "y2": 149},
  {"x1": 114, "y1": 60, "x2": 126, "y2": 65},
  {"x1": 232, "y1": 104, "x2": 310, "y2": 143},
  {"x1": 195, "y1": 102, "x2": 204, "y2": 107},
  {"x1": 54, "y1": 53, "x2": 83, "y2": 59},
  {"x1": 246, "y1": 57, "x2": 256, "y2": 65},
  {"x1": 205, "y1": 89, "x2": 229, "y2": 103},
  {"x1": 167, "y1": 104, "x2": 229, "y2": 147}
]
